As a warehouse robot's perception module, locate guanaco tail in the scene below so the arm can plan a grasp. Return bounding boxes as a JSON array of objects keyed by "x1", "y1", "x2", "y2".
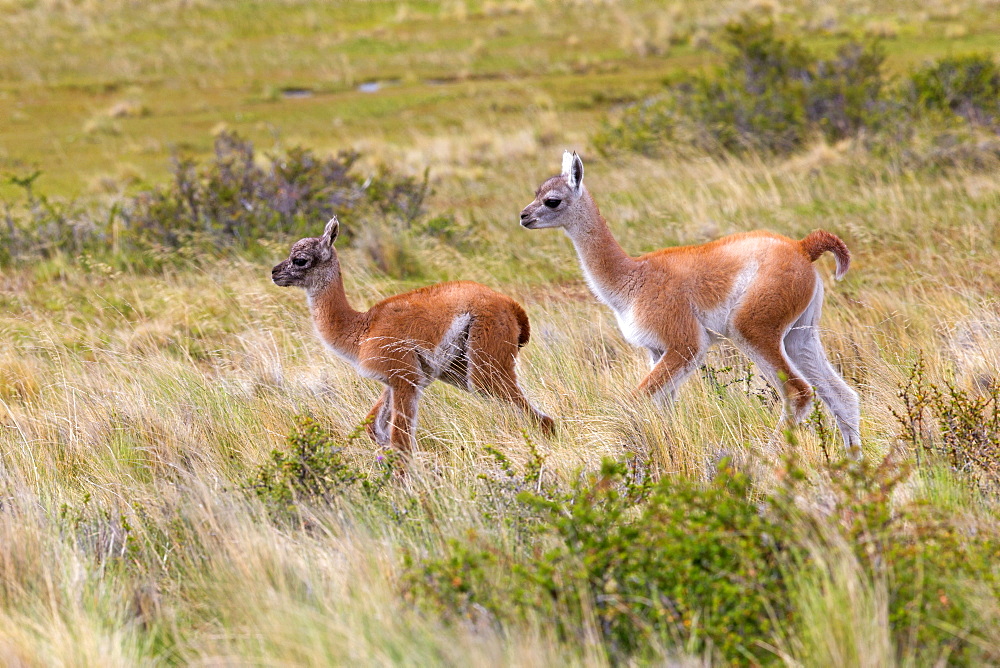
[{"x1": 520, "y1": 152, "x2": 862, "y2": 460}]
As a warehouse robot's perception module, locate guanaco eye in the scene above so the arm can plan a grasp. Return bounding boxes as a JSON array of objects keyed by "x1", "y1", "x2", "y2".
[
  {"x1": 543, "y1": 198, "x2": 561, "y2": 208},
  {"x1": 292, "y1": 257, "x2": 309, "y2": 267}
]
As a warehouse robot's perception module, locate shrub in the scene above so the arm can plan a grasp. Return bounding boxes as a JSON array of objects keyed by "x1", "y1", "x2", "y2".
[
  {"x1": 0, "y1": 133, "x2": 429, "y2": 267},
  {"x1": 407, "y1": 457, "x2": 796, "y2": 664},
  {"x1": 891, "y1": 356, "x2": 1000, "y2": 493},
  {"x1": 401, "y1": 538, "x2": 501, "y2": 628},
  {"x1": 805, "y1": 41, "x2": 890, "y2": 143},
  {"x1": 595, "y1": 17, "x2": 893, "y2": 157},
  {"x1": 124, "y1": 132, "x2": 428, "y2": 252},
  {"x1": 406, "y1": 449, "x2": 1000, "y2": 664},
  {"x1": 517, "y1": 459, "x2": 793, "y2": 663},
  {"x1": 0, "y1": 171, "x2": 98, "y2": 264},
  {"x1": 908, "y1": 54, "x2": 1000, "y2": 129},
  {"x1": 773, "y1": 453, "x2": 1000, "y2": 664},
  {"x1": 473, "y1": 437, "x2": 555, "y2": 541},
  {"x1": 247, "y1": 416, "x2": 395, "y2": 519}
]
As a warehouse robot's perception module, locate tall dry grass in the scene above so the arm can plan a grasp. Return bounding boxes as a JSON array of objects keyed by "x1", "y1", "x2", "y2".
[
  {"x1": 2, "y1": 0, "x2": 999, "y2": 660},
  {"x1": 1, "y1": 131, "x2": 998, "y2": 661}
]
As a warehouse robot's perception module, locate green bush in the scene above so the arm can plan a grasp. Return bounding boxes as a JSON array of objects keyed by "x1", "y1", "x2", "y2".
[
  {"x1": 247, "y1": 416, "x2": 395, "y2": 519},
  {"x1": 407, "y1": 457, "x2": 795, "y2": 664},
  {"x1": 517, "y1": 459, "x2": 792, "y2": 662},
  {"x1": 405, "y1": 449, "x2": 1000, "y2": 664},
  {"x1": 891, "y1": 356, "x2": 1000, "y2": 493},
  {"x1": 0, "y1": 133, "x2": 429, "y2": 267},
  {"x1": 774, "y1": 453, "x2": 1000, "y2": 664},
  {"x1": 908, "y1": 54, "x2": 1000, "y2": 128},
  {"x1": 595, "y1": 17, "x2": 892, "y2": 157}
]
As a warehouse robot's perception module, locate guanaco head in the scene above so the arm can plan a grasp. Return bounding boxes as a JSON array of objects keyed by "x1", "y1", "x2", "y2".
[
  {"x1": 271, "y1": 217, "x2": 342, "y2": 291},
  {"x1": 520, "y1": 151, "x2": 587, "y2": 231}
]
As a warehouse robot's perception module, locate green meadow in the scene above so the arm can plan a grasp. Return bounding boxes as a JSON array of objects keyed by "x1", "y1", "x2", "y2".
[{"x1": 2, "y1": 0, "x2": 1000, "y2": 664}]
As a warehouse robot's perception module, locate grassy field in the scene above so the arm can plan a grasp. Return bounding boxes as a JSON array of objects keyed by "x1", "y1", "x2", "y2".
[
  {"x1": 2, "y1": 0, "x2": 1000, "y2": 664},
  {"x1": 4, "y1": 0, "x2": 1000, "y2": 195}
]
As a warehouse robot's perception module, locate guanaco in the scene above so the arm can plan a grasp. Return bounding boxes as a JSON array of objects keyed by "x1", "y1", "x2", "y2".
[
  {"x1": 520, "y1": 152, "x2": 862, "y2": 459},
  {"x1": 272, "y1": 217, "x2": 555, "y2": 454}
]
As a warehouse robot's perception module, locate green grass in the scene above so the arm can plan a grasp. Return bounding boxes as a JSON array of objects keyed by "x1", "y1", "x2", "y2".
[
  {"x1": 3, "y1": 0, "x2": 998, "y2": 196},
  {"x1": 2, "y1": 0, "x2": 1000, "y2": 664},
  {"x1": 1, "y1": 145, "x2": 999, "y2": 660}
]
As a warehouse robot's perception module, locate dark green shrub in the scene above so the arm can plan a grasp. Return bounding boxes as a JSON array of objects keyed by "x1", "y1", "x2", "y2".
[
  {"x1": 595, "y1": 20, "x2": 1000, "y2": 162},
  {"x1": 124, "y1": 132, "x2": 428, "y2": 252},
  {"x1": 407, "y1": 457, "x2": 795, "y2": 664},
  {"x1": 405, "y1": 446, "x2": 1000, "y2": 664},
  {"x1": 515, "y1": 459, "x2": 792, "y2": 663},
  {"x1": 247, "y1": 416, "x2": 395, "y2": 518},
  {"x1": 595, "y1": 17, "x2": 892, "y2": 157},
  {"x1": 908, "y1": 54, "x2": 1000, "y2": 128},
  {"x1": 704, "y1": 16, "x2": 814, "y2": 154}
]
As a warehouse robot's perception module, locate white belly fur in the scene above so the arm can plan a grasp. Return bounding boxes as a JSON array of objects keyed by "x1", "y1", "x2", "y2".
[
  {"x1": 696, "y1": 260, "x2": 759, "y2": 337},
  {"x1": 422, "y1": 312, "x2": 472, "y2": 379},
  {"x1": 614, "y1": 307, "x2": 663, "y2": 350}
]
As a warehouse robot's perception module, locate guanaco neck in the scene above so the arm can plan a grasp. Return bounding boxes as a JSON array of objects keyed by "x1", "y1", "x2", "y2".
[
  {"x1": 306, "y1": 268, "x2": 365, "y2": 360},
  {"x1": 564, "y1": 189, "x2": 639, "y2": 310}
]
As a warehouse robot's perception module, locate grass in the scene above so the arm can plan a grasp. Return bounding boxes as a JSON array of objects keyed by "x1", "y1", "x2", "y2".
[
  {"x1": 2, "y1": 147, "x2": 999, "y2": 660},
  {"x1": 2, "y1": 0, "x2": 1000, "y2": 664},
  {"x1": 3, "y1": 0, "x2": 999, "y2": 195}
]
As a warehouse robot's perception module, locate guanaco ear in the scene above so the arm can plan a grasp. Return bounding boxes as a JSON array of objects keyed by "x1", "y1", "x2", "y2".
[
  {"x1": 562, "y1": 150, "x2": 584, "y2": 192},
  {"x1": 323, "y1": 216, "x2": 340, "y2": 246}
]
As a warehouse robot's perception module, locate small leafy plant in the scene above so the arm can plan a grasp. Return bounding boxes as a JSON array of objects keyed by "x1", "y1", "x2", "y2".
[
  {"x1": 891, "y1": 356, "x2": 1000, "y2": 492},
  {"x1": 247, "y1": 415, "x2": 395, "y2": 519}
]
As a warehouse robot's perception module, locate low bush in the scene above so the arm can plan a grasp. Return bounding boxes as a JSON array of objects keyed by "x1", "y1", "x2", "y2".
[
  {"x1": 519, "y1": 459, "x2": 792, "y2": 662},
  {"x1": 908, "y1": 54, "x2": 1000, "y2": 129},
  {"x1": 404, "y1": 449, "x2": 1000, "y2": 664},
  {"x1": 892, "y1": 356, "x2": 1000, "y2": 493},
  {"x1": 782, "y1": 453, "x2": 1000, "y2": 664},
  {"x1": 125, "y1": 132, "x2": 427, "y2": 251},
  {"x1": 1, "y1": 170, "x2": 96, "y2": 264},
  {"x1": 595, "y1": 17, "x2": 893, "y2": 157},
  {"x1": 246, "y1": 416, "x2": 396, "y2": 520},
  {"x1": 595, "y1": 16, "x2": 999, "y2": 162},
  {"x1": 0, "y1": 133, "x2": 429, "y2": 268},
  {"x1": 407, "y1": 457, "x2": 795, "y2": 663}
]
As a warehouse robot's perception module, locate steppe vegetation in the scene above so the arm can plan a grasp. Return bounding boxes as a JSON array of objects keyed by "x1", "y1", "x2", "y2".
[{"x1": 2, "y1": 0, "x2": 1000, "y2": 664}]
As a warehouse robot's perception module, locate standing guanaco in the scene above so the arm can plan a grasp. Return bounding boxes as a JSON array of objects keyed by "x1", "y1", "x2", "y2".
[
  {"x1": 520, "y1": 152, "x2": 862, "y2": 459},
  {"x1": 272, "y1": 217, "x2": 555, "y2": 454}
]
